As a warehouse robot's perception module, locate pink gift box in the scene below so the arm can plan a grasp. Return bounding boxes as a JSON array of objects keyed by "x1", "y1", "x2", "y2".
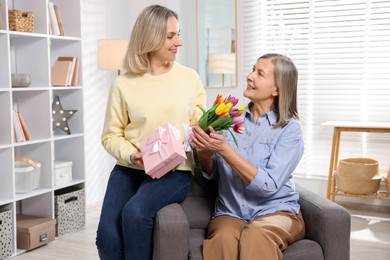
[{"x1": 140, "y1": 123, "x2": 186, "y2": 179}]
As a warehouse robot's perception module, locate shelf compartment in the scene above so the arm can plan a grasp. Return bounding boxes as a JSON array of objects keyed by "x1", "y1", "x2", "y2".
[
  {"x1": 50, "y1": 37, "x2": 82, "y2": 58},
  {"x1": 52, "y1": 89, "x2": 84, "y2": 136},
  {"x1": 0, "y1": 148, "x2": 14, "y2": 204},
  {"x1": 50, "y1": 39, "x2": 82, "y2": 87},
  {"x1": 7, "y1": 0, "x2": 48, "y2": 34},
  {"x1": 54, "y1": 136, "x2": 84, "y2": 181},
  {"x1": 1, "y1": 0, "x2": 5, "y2": 31},
  {"x1": 0, "y1": 33, "x2": 10, "y2": 89},
  {"x1": 51, "y1": 0, "x2": 81, "y2": 38},
  {"x1": 0, "y1": 91, "x2": 12, "y2": 145},
  {"x1": 12, "y1": 90, "x2": 51, "y2": 141},
  {"x1": 10, "y1": 35, "x2": 49, "y2": 88},
  {"x1": 14, "y1": 141, "x2": 53, "y2": 192},
  {"x1": 16, "y1": 191, "x2": 54, "y2": 218}
]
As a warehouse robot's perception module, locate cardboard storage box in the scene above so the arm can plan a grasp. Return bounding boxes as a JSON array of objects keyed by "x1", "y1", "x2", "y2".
[
  {"x1": 15, "y1": 157, "x2": 41, "y2": 193},
  {"x1": 140, "y1": 123, "x2": 186, "y2": 179},
  {"x1": 0, "y1": 208, "x2": 13, "y2": 259},
  {"x1": 55, "y1": 187, "x2": 85, "y2": 237},
  {"x1": 54, "y1": 161, "x2": 73, "y2": 186},
  {"x1": 16, "y1": 214, "x2": 56, "y2": 250}
]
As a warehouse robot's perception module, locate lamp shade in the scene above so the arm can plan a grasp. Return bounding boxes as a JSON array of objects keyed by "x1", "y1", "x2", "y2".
[
  {"x1": 97, "y1": 39, "x2": 128, "y2": 71},
  {"x1": 208, "y1": 53, "x2": 236, "y2": 74}
]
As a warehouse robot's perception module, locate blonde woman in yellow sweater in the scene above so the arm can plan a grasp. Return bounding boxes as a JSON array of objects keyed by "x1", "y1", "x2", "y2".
[{"x1": 96, "y1": 5, "x2": 206, "y2": 260}]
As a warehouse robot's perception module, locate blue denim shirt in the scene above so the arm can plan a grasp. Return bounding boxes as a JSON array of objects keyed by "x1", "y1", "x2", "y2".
[{"x1": 202, "y1": 107, "x2": 304, "y2": 222}]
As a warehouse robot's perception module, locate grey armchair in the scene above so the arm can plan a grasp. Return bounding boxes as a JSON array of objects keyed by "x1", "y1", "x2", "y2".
[{"x1": 153, "y1": 167, "x2": 351, "y2": 260}]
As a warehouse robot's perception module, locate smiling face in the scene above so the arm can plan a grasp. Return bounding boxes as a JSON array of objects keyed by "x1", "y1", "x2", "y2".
[
  {"x1": 149, "y1": 16, "x2": 182, "y2": 64},
  {"x1": 243, "y1": 58, "x2": 279, "y2": 109}
]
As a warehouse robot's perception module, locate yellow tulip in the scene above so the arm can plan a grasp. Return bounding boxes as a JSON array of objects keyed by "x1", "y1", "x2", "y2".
[{"x1": 215, "y1": 103, "x2": 227, "y2": 115}]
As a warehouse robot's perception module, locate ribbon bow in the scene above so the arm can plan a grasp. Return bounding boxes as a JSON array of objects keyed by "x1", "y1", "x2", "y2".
[{"x1": 145, "y1": 127, "x2": 171, "y2": 160}]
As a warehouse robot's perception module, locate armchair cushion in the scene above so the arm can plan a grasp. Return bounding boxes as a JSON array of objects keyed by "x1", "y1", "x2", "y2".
[
  {"x1": 182, "y1": 197, "x2": 214, "y2": 229},
  {"x1": 189, "y1": 229, "x2": 207, "y2": 260},
  {"x1": 282, "y1": 239, "x2": 324, "y2": 260}
]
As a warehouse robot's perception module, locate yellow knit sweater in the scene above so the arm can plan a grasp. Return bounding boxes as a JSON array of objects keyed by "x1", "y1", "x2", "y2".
[{"x1": 101, "y1": 62, "x2": 206, "y2": 171}]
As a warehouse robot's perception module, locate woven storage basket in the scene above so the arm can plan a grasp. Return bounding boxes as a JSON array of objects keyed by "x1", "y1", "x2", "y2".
[
  {"x1": 8, "y1": 9, "x2": 34, "y2": 32},
  {"x1": 335, "y1": 174, "x2": 382, "y2": 195},
  {"x1": 334, "y1": 158, "x2": 381, "y2": 195},
  {"x1": 386, "y1": 167, "x2": 390, "y2": 193},
  {"x1": 334, "y1": 158, "x2": 379, "y2": 179}
]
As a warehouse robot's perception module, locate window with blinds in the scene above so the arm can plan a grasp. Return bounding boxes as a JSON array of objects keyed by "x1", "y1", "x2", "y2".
[{"x1": 241, "y1": 0, "x2": 390, "y2": 177}]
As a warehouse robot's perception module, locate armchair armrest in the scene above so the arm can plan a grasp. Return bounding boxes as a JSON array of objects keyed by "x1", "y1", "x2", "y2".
[
  {"x1": 153, "y1": 203, "x2": 189, "y2": 260},
  {"x1": 296, "y1": 184, "x2": 351, "y2": 260}
]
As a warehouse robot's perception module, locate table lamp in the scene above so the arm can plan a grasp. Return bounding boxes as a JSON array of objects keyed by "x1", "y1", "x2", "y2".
[
  {"x1": 97, "y1": 39, "x2": 128, "y2": 75},
  {"x1": 208, "y1": 53, "x2": 236, "y2": 87}
]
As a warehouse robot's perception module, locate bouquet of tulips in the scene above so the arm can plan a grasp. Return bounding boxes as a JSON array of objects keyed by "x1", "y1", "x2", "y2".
[{"x1": 198, "y1": 94, "x2": 246, "y2": 147}]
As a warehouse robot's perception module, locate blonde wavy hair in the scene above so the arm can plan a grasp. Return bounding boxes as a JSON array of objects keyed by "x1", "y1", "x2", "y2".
[{"x1": 123, "y1": 5, "x2": 178, "y2": 75}]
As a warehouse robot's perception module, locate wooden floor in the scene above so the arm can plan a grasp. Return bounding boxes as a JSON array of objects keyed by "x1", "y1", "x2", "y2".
[{"x1": 11, "y1": 202, "x2": 390, "y2": 260}]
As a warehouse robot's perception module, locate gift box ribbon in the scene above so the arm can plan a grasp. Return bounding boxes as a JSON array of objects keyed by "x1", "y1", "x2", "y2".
[{"x1": 144, "y1": 126, "x2": 181, "y2": 160}]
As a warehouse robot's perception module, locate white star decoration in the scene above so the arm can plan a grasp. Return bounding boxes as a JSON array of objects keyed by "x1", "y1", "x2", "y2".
[{"x1": 52, "y1": 95, "x2": 77, "y2": 134}]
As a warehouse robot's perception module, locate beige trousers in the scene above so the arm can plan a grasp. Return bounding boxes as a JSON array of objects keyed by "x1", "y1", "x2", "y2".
[{"x1": 203, "y1": 211, "x2": 305, "y2": 260}]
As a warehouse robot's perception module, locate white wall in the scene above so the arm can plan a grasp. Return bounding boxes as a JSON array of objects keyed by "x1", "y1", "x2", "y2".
[{"x1": 80, "y1": 0, "x2": 113, "y2": 207}]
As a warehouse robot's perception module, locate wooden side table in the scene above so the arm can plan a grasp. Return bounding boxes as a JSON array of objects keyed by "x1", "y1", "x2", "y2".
[{"x1": 322, "y1": 121, "x2": 390, "y2": 201}]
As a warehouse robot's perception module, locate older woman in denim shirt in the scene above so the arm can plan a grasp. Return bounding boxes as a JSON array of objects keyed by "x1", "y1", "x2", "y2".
[{"x1": 190, "y1": 53, "x2": 305, "y2": 260}]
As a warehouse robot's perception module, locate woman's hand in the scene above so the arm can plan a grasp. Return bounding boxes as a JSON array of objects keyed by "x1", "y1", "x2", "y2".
[
  {"x1": 130, "y1": 152, "x2": 144, "y2": 168},
  {"x1": 191, "y1": 125, "x2": 257, "y2": 185},
  {"x1": 190, "y1": 126, "x2": 228, "y2": 153},
  {"x1": 189, "y1": 126, "x2": 221, "y2": 174}
]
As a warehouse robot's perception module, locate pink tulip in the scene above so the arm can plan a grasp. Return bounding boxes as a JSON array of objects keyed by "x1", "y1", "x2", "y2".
[
  {"x1": 230, "y1": 107, "x2": 239, "y2": 117},
  {"x1": 233, "y1": 124, "x2": 245, "y2": 134},
  {"x1": 233, "y1": 115, "x2": 245, "y2": 125},
  {"x1": 226, "y1": 95, "x2": 239, "y2": 106}
]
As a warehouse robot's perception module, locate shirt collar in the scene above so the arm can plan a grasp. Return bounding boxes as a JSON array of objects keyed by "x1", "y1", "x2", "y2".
[{"x1": 245, "y1": 102, "x2": 278, "y2": 126}]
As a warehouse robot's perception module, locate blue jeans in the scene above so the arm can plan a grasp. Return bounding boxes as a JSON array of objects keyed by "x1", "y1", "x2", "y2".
[{"x1": 96, "y1": 165, "x2": 192, "y2": 260}]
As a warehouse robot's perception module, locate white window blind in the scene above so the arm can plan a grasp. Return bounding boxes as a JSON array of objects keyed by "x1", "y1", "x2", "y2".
[{"x1": 241, "y1": 0, "x2": 390, "y2": 177}]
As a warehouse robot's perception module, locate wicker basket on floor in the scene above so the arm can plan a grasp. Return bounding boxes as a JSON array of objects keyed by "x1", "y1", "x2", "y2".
[
  {"x1": 335, "y1": 174, "x2": 382, "y2": 195},
  {"x1": 386, "y1": 167, "x2": 390, "y2": 193},
  {"x1": 8, "y1": 9, "x2": 34, "y2": 32},
  {"x1": 335, "y1": 158, "x2": 381, "y2": 195}
]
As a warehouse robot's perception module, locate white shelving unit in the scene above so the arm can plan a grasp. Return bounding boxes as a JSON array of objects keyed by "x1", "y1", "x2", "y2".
[{"x1": 0, "y1": 0, "x2": 84, "y2": 258}]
